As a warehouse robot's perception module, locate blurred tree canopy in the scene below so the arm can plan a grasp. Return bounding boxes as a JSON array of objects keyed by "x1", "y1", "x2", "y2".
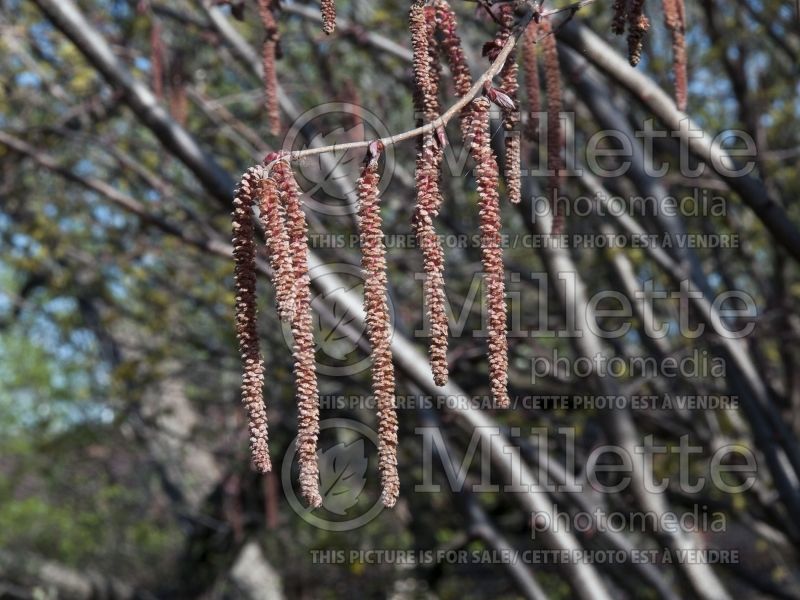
[{"x1": 1, "y1": 0, "x2": 800, "y2": 598}]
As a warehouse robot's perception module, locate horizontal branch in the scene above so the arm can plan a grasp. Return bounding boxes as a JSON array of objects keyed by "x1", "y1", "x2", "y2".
[
  {"x1": 0, "y1": 131, "x2": 234, "y2": 260},
  {"x1": 0, "y1": 550, "x2": 141, "y2": 600}
]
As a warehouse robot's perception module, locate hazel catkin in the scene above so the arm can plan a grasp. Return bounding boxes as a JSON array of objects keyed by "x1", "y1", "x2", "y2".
[{"x1": 357, "y1": 142, "x2": 400, "y2": 507}]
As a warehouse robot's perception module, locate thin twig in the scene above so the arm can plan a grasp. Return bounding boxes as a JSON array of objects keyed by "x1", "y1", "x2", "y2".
[
  {"x1": 277, "y1": 0, "x2": 598, "y2": 165},
  {"x1": 281, "y1": 34, "x2": 518, "y2": 163}
]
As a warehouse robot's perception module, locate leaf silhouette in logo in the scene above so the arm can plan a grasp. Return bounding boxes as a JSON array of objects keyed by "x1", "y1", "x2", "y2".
[
  {"x1": 298, "y1": 125, "x2": 366, "y2": 198},
  {"x1": 317, "y1": 439, "x2": 368, "y2": 515},
  {"x1": 312, "y1": 284, "x2": 365, "y2": 360}
]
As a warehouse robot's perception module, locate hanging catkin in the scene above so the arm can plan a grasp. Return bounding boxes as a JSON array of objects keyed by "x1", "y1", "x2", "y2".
[
  {"x1": 411, "y1": 1, "x2": 449, "y2": 387},
  {"x1": 627, "y1": 0, "x2": 650, "y2": 67},
  {"x1": 612, "y1": 0, "x2": 628, "y2": 35},
  {"x1": 470, "y1": 97, "x2": 510, "y2": 409},
  {"x1": 521, "y1": 21, "x2": 541, "y2": 142},
  {"x1": 321, "y1": 0, "x2": 336, "y2": 34},
  {"x1": 168, "y1": 70, "x2": 188, "y2": 126},
  {"x1": 662, "y1": 0, "x2": 687, "y2": 111},
  {"x1": 541, "y1": 19, "x2": 564, "y2": 235},
  {"x1": 269, "y1": 156, "x2": 322, "y2": 508},
  {"x1": 357, "y1": 142, "x2": 400, "y2": 507},
  {"x1": 422, "y1": 6, "x2": 441, "y2": 120},
  {"x1": 257, "y1": 0, "x2": 281, "y2": 135},
  {"x1": 435, "y1": 0, "x2": 475, "y2": 134},
  {"x1": 435, "y1": 0, "x2": 472, "y2": 97},
  {"x1": 150, "y1": 19, "x2": 165, "y2": 100},
  {"x1": 492, "y1": 4, "x2": 521, "y2": 204},
  {"x1": 232, "y1": 167, "x2": 272, "y2": 473},
  {"x1": 257, "y1": 173, "x2": 295, "y2": 322}
]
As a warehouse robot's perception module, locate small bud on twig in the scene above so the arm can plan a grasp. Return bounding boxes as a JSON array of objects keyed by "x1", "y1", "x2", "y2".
[{"x1": 483, "y1": 82, "x2": 516, "y2": 111}]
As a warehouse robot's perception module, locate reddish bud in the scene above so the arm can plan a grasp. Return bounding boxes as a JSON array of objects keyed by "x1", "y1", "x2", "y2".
[
  {"x1": 366, "y1": 140, "x2": 384, "y2": 167},
  {"x1": 482, "y1": 39, "x2": 503, "y2": 57},
  {"x1": 484, "y1": 83, "x2": 516, "y2": 111},
  {"x1": 263, "y1": 151, "x2": 282, "y2": 165},
  {"x1": 435, "y1": 126, "x2": 448, "y2": 149}
]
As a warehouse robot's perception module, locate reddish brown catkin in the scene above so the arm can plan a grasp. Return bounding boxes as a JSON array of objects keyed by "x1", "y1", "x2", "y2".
[
  {"x1": 410, "y1": 4, "x2": 440, "y2": 144},
  {"x1": 357, "y1": 142, "x2": 400, "y2": 507},
  {"x1": 257, "y1": 0, "x2": 281, "y2": 135},
  {"x1": 423, "y1": 7, "x2": 442, "y2": 120},
  {"x1": 492, "y1": 4, "x2": 521, "y2": 204},
  {"x1": 232, "y1": 167, "x2": 272, "y2": 473},
  {"x1": 612, "y1": 0, "x2": 629, "y2": 35},
  {"x1": 663, "y1": 0, "x2": 688, "y2": 111},
  {"x1": 435, "y1": 0, "x2": 474, "y2": 134},
  {"x1": 321, "y1": 0, "x2": 336, "y2": 35},
  {"x1": 169, "y1": 68, "x2": 188, "y2": 126},
  {"x1": 470, "y1": 97, "x2": 510, "y2": 408},
  {"x1": 627, "y1": 0, "x2": 650, "y2": 67},
  {"x1": 411, "y1": 1, "x2": 449, "y2": 387},
  {"x1": 257, "y1": 173, "x2": 295, "y2": 322},
  {"x1": 150, "y1": 19, "x2": 165, "y2": 100},
  {"x1": 269, "y1": 156, "x2": 322, "y2": 508},
  {"x1": 414, "y1": 139, "x2": 448, "y2": 387},
  {"x1": 541, "y1": 19, "x2": 564, "y2": 235},
  {"x1": 521, "y1": 21, "x2": 541, "y2": 142}
]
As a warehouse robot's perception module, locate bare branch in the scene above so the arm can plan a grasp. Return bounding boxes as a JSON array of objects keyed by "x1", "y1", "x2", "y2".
[{"x1": 558, "y1": 20, "x2": 800, "y2": 263}]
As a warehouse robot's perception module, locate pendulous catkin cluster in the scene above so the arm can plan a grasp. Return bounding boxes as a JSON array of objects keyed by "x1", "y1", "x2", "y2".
[
  {"x1": 411, "y1": 1, "x2": 450, "y2": 387},
  {"x1": 357, "y1": 142, "x2": 400, "y2": 507},
  {"x1": 626, "y1": 0, "x2": 650, "y2": 67},
  {"x1": 235, "y1": 156, "x2": 322, "y2": 507},
  {"x1": 541, "y1": 19, "x2": 565, "y2": 235},
  {"x1": 321, "y1": 0, "x2": 336, "y2": 35},
  {"x1": 662, "y1": 0, "x2": 687, "y2": 111},
  {"x1": 470, "y1": 97, "x2": 510, "y2": 408},
  {"x1": 257, "y1": 0, "x2": 281, "y2": 135},
  {"x1": 229, "y1": 0, "x2": 699, "y2": 511},
  {"x1": 232, "y1": 166, "x2": 272, "y2": 474}
]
